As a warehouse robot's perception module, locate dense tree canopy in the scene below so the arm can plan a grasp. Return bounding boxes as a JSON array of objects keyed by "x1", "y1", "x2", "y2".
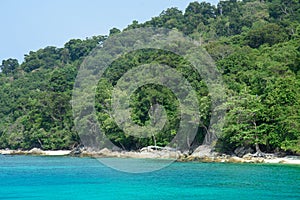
[{"x1": 0, "y1": 0, "x2": 299, "y2": 155}]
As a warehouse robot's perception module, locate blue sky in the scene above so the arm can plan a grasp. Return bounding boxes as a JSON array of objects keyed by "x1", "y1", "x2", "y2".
[{"x1": 0, "y1": 0, "x2": 219, "y2": 63}]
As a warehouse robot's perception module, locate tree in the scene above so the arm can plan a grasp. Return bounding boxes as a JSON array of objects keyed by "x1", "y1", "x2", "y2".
[
  {"x1": 268, "y1": 0, "x2": 300, "y2": 21},
  {"x1": 262, "y1": 76, "x2": 300, "y2": 153},
  {"x1": 109, "y1": 28, "x2": 121, "y2": 36},
  {"x1": 183, "y1": 2, "x2": 216, "y2": 34},
  {"x1": 222, "y1": 89, "x2": 268, "y2": 155},
  {"x1": 64, "y1": 36, "x2": 106, "y2": 61},
  {"x1": 241, "y1": 0, "x2": 269, "y2": 27},
  {"x1": 144, "y1": 7, "x2": 184, "y2": 30},
  {"x1": 1, "y1": 58, "x2": 19, "y2": 75},
  {"x1": 245, "y1": 23, "x2": 288, "y2": 48}
]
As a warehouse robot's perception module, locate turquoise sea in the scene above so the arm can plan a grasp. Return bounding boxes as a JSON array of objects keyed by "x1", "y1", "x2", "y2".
[{"x1": 0, "y1": 155, "x2": 299, "y2": 200}]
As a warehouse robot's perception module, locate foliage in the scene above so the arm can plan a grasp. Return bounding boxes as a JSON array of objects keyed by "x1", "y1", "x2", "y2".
[{"x1": 0, "y1": 0, "x2": 299, "y2": 154}]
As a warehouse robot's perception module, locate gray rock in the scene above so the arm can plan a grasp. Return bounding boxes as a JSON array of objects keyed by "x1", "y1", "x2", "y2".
[
  {"x1": 192, "y1": 145, "x2": 213, "y2": 157},
  {"x1": 98, "y1": 148, "x2": 112, "y2": 155},
  {"x1": 234, "y1": 146, "x2": 254, "y2": 157},
  {"x1": 70, "y1": 147, "x2": 82, "y2": 156},
  {"x1": 29, "y1": 148, "x2": 43, "y2": 155},
  {"x1": 242, "y1": 153, "x2": 253, "y2": 159}
]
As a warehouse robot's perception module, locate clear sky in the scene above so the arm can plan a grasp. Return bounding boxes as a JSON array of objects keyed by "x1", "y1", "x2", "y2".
[{"x1": 0, "y1": 0, "x2": 219, "y2": 63}]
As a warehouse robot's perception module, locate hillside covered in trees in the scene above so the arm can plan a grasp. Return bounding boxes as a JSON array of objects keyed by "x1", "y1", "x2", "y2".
[{"x1": 0, "y1": 0, "x2": 299, "y2": 155}]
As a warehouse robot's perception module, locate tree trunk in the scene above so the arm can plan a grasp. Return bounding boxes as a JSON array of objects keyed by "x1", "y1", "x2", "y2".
[
  {"x1": 255, "y1": 141, "x2": 262, "y2": 154},
  {"x1": 152, "y1": 134, "x2": 157, "y2": 147},
  {"x1": 202, "y1": 125, "x2": 217, "y2": 146},
  {"x1": 119, "y1": 142, "x2": 126, "y2": 150},
  {"x1": 253, "y1": 121, "x2": 263, "y2": 156}
]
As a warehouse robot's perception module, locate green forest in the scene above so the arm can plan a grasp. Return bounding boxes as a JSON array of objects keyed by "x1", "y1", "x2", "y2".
[{"x1": 0, "y1": 0, "x2": 299, "y2": 155}]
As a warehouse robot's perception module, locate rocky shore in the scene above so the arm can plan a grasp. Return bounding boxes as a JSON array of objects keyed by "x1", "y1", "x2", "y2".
[
  {"x1": 176, "y1": 145, "x2": 300, "y2": 164},
  {"x1": 178, "y1": 153, "x2": 300, "y2": 164},
  {"x1": 1, "y1": 146, "x2": 300, "y2": 165}
]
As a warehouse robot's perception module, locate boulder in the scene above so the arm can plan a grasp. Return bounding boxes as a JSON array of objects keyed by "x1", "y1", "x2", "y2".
[
  {"x1": 192, "y1": 145, "x2": 213, "y2": 157},
  {"x1": 242, "y1": 153, "x2": 253, "y2": 160},
  {"x1": 98, "y1": 148, "x2": 112, "y2": 156},
  {"x1": 0, "y1": 149, "x2": 13, "y2": 155},
  {"x1": 70, "y1": 147, "x2": 82, "y2": 156},
  {"x1": 234, "y1": 146, "x2": 254, "y2": 157},
  {"x1": 228, "y1": 156, "x2": 244, "y2": 163},
  {"x1": 29, "y1": 148, "x2": 44, "y2": 155}
]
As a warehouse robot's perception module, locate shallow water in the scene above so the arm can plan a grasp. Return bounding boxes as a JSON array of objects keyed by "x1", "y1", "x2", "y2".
[{"x1": 0, "y1": 155, "x2": 299, "y2": 200}]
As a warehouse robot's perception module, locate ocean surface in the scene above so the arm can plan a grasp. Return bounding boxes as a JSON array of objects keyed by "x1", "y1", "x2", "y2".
[{"x1": 0, "y1": 155, "x2": 299, "y2": 200}]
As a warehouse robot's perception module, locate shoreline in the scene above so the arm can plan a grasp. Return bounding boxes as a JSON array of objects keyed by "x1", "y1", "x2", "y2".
[
  {"x1": 178, "y1": 155, "x2": 300, "y2": 165},
  {"x1": 1, "y1": 148, "x2": 300, "y2": 165}
]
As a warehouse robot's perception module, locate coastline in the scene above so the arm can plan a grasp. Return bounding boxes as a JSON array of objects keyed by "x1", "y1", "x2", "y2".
[
  {"x1": 178, "y1": 154, "x2": 300, "y2": 165},
  {"x1": 1, "y1": 148, "x2": 300, "y2": 165}
]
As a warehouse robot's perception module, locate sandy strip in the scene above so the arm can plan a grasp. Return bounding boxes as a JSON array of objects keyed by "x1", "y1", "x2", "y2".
[
  {"x1": 264, "y1": 158, "x2": 300, "y2": 164},
  {"x1": 42, "y1": 150, "x2": 71, "y2": 156},
  {"x1": 0, "y1": 149, "x2": 71, "y2": 156}
]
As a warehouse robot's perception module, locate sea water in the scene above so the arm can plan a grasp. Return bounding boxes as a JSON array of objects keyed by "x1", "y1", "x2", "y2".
[{"x1": 0, "y1": 155, "x2": 299, "y2": 200}]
